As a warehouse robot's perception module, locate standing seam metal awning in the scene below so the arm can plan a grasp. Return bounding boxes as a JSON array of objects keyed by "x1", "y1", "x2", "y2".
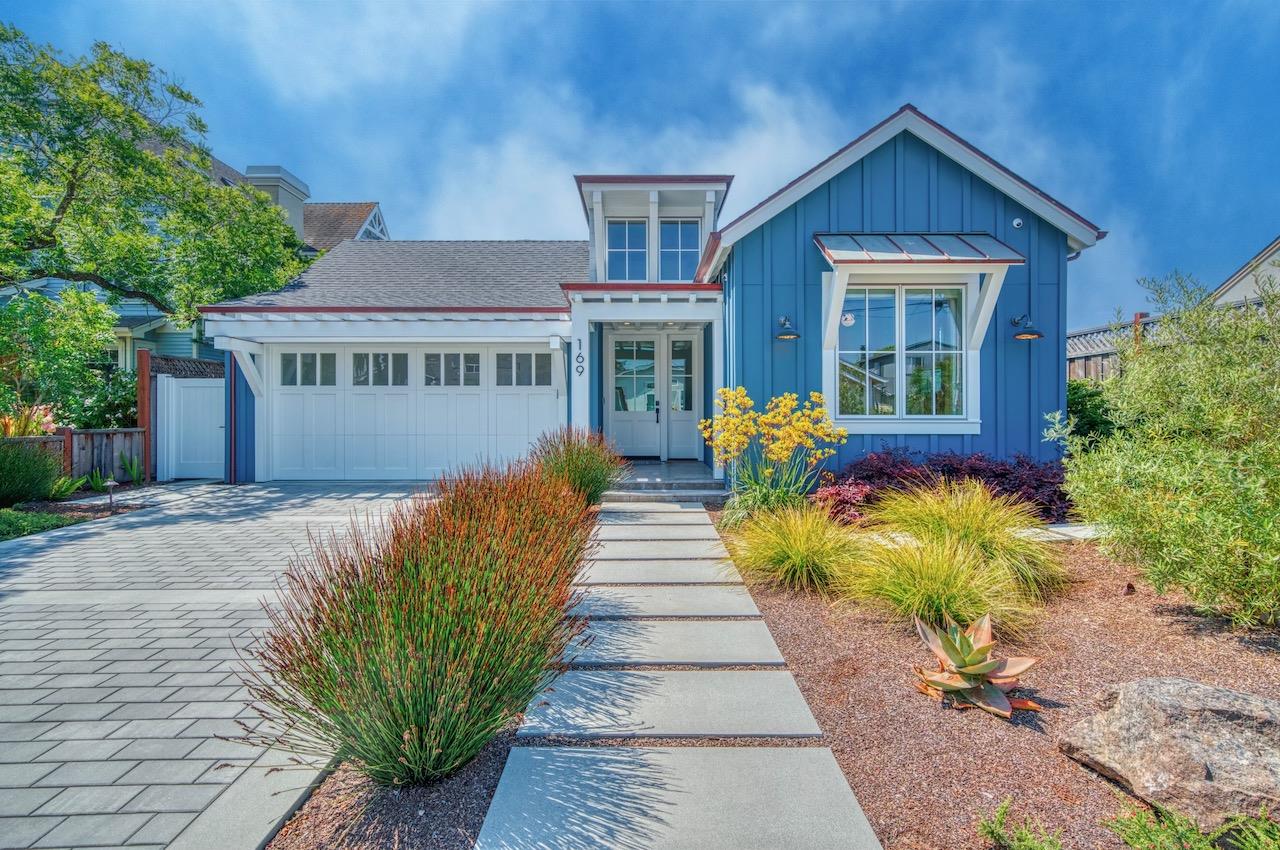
[{"x1": 814, "y1": 232, "x2": 1025, "y2": 265}]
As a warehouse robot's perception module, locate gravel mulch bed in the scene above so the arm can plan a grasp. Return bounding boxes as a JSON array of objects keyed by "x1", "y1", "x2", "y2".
[
  {"x1": 268, "y1": 729, "x2": 516, "y2": 850},
  {"x1": 749, "y1": 542, "x2": 1280, "y2": 849}
]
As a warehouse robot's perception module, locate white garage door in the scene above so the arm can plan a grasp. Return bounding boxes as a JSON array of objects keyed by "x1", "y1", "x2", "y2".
[{"x1": 268, "y1": 345, "x2": 564, "y2": 480}]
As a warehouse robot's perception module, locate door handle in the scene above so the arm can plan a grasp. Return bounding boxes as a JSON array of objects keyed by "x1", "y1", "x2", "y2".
[{"x1": 655, "y1": 400, "x2": 661, "y2": 423}]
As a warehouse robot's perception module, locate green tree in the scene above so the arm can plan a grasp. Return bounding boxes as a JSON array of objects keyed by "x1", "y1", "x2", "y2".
[
  {"x1": 0, "y1": 288, "x2": 115, "y2": 414},
  {"x1": 0, "y1": 24, "x2": 305, "y2": 325}
]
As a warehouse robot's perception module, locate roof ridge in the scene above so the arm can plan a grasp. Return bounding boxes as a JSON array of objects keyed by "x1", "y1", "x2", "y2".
[
  {"x1": 305, "y1": 200, "x2": 378, "y2": 205},
  {"x1": 340, "y1": 238, "x2": 588, "y2": 244}
]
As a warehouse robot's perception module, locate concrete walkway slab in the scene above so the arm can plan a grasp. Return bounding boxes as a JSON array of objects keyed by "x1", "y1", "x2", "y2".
[
  {"x1": 572, "y1": 621, "x2": 783, "y2": 666},
  {"x1": 519, "y1": 670, "x2": 821, "y2": 738},
  {"x1": 477, "y1": 746, "x2": 879, "y2": 850},
  {"x1": 596, "y1": 539, "x2": 728, "y2": 560},
  {"x1": 595, "y1": 524, "x2": 721, "y2": 541},
  {"x1": 572, "y1": 585, "x2": 758, "y2": 618},
  {"x1": 600, "y1": 501, "x2": 710, "y2": 513},
  {"x1": 598, "y1": 510, "x2": 716, "y2": 526},
  {"x1": 576, "y1": 560, "x2": 739, "y2": 585}
]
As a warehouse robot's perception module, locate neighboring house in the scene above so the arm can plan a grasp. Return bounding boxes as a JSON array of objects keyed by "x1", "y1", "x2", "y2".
[
  {"x1": 3, "y1": 159, "x2": 391, "y2": 371},
  {"x1": 202, "y1": 104, "x2": 1105, "y2": 483},
  {"x1": 1065, "y1": 231, "x2": 1279, "y2": 379}
]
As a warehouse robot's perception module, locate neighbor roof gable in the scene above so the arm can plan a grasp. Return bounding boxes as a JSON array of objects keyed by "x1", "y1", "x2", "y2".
[{"x1": 1209, "y1": 233, "x2": 1280, "y2": 305}]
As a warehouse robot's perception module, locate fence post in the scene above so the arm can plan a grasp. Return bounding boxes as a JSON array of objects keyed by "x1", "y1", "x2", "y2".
[
  {"x1": 137, "y1": 349, "x2": 152, "y2": 483},
  {"x1": 57, "y1": 426, "x2": 73, "y2": 475}
]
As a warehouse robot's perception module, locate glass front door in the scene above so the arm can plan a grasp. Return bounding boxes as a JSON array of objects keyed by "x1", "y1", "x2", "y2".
[{"x1": 605, "y1": 332, "x2": 700, "y2": 459}]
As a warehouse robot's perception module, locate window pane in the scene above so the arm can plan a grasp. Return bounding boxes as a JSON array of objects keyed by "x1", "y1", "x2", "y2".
[
  {"x1": 614, "y1": 376, "x2": 633, "y2": 411},
  {"x1": 463, "y1": 353, "x2": 480, "y2": 386},
  {"x1": 534, "y1": 353, "x2": 552, "y2": 386},
  {"x1": 280, "y1": 353, "x2": 297, "y2": 386},
  {"x1": 672, "y1": 375, "x2": 693, "y2": 411},
  {"x1": 634, "y1": 341, "x2": 655, "y2": 375},
  {"x1": 936, "y1": 353, "x2": 962, "y2": 415},
  {"x1": 679, "y1": 251, "x2": 698, "y2": 281},
  {"x1": 627, "y1": 249, "x2": 646, "y2": 281},
  {"x1": 352, "y1": 353, "x2": 369, "y2": 386},
  {"x1": 425, "y1": 353, "x2": 441, "y2": 385},
  {"x1": 515, "y1": 352, "x2": 532, "y2": 386},
  {"x1": 495, "y1": 353, "x2": 512, "y2": 386},
  {"x1": 444, "y1": 353, "x2": 461, "y2": 386},
  {"x1": 867, "y1": 289, "x2": 896, "y2": 352},
  {"x1": 299, "y1": 352, "x2": 316, "y2": 386},
  {"x1": 905, "y1": 354, "x2": 933, "y2": 415},
  {"x1": 607, "y1": 221, "x2": 627, "y2": 249},
  {"x1": 391, "y1": 353, "x2": 408, "y2": 386},
  {"x1": 670, "y1": 339, "x2": 692, "y2": 375},
  {"x1": 320, "y1": 353, "x2": 336, "y2": 386},
  {"x1": 681, "y1": 221, "x2": 699, "y2": 248},
  {"x1": 839, "y1": 289, "x2": 867, "y2": 352},
  {"x1": 905, "y1": 291, "x2": 933, "y2": 352},
  {"x1": 868, "y1": 350, "x2": 896, "y2": 415},
  {"x1": 627, "y1": 221, "x2": 646, "y2": 248},
  {"x1": 607, "y1": 250, "x2": 626, "y2": 281},
  {"x1": 660, "y1": 221, "x2": 679, "y2": 250},
  {"x1": 838, "y1": 353, "x2": 867, "y2": 416},
  {"x1": 660, "y1": 251, "x2": 679, "y2": 281},
  {"x1": 371, "y1": 353, "x2": 389, "y2": 386},
  {"x1": 935, "y1": 289, "x2": 963, "y2": 350}
]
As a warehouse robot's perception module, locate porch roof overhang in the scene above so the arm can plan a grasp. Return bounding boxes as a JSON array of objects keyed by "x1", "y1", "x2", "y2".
[
  {"x1": 816, "y1": 232, "x2": 1024, "y2": 353},
  {"x1": 561, "y1": 282, "x2": 723, "y2": 307},
  {"x1": 202, "y1": 306, "x2": 571, "y2": 346}
]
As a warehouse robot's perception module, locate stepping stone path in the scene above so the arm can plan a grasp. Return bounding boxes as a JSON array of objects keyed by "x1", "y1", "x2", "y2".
[{"x1": 478, "y1": 500, "x2": 881, "y2": 849}]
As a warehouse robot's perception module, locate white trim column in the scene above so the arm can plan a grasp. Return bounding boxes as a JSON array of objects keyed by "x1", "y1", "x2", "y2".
[
  {"x1": 570, "y1": 312, "x2": 590, "y2": 428},
  {"x1": 647, "y1": 190, "x2": 659, "y2": 282},
  {"x1": 711, "y1": 312, "x2": 725, "y2": 481}
]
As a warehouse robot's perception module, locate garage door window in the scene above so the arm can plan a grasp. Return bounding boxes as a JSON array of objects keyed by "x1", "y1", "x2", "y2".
[
  {"x1": 424, "y1": 352, "x2": 480, "y2": 386},
  {"x1": 353, "y1": 352, "x2": 408, "y2": 386},
  {"x1": 280, "y1": 352, "x2": 336, "y2": 386},
  {"x1": 496, "y1": 352, "x2": 552, "y2": 387}
]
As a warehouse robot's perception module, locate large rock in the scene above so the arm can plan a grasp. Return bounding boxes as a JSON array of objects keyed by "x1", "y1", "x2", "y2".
[{"x1": 1059, "y1": 677, "x2": 1280, "y2": 829}]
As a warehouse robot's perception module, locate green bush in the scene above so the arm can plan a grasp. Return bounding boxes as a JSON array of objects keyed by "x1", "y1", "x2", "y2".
[
  {"x1": 978, "y1": 799, "x2": 1063, "y2": 850},
  {"x1": 864, "y1": 479, "x2": 1065, "y2": 600},
  {"x1": 1066, "y1": 378, "x2": 1115, "y2": 444},
  {"x1": 0, "y1": 509, "x2": 85, "y2": 541},
  {"x1": 1055, "y1": 272, "x2": 1280, "y2": 627},
  {"x1": 726, "y1": 504, "x2": 860, "y2": 593},
  {"x1": 243, "y1": 462, "x2": 596, "y2": 785},
  {"x1": 530, "y1": 427, "x2": 626, "y2": 505},
  {"x1": 68, "y1": 369, "x2": 137, "y2": 429},
  {"x1": 0, "y1": 442, "x2": 62, "y2": 507},
  {"x1": 1106, "y1": 804, "x2": 1280, "y2": 850}
]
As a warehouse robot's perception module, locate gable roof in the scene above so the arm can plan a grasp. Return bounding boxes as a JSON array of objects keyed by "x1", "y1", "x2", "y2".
[
  {"x1": 1209, "y1": 232, "x2": 1280, "y2": 304},
  {"x1": 303, "y1": 202, "x2": 380, "y2": 251},
  {"x1": 699, "y1": 103, "x2": 1106, "y2": 281},
  {"x1": 202, "y1": 240, "x2": 587, "y2": 313}
]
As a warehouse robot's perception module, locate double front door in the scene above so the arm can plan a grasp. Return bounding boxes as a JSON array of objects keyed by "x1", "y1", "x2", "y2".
[{"x1": 605, "y1": 331, "x2": 701, "y2": 459}]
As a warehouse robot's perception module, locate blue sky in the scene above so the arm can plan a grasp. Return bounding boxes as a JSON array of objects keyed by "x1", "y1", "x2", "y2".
[{"x1": 7, "y1": 0, "x2": 1279, "y2": 326}]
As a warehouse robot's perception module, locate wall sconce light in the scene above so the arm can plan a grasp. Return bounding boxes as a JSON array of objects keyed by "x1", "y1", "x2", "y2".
[
  {"x1": 775, "y1": 316, "x2": 800, "y2": 341},
  {"x1": 1011, "y1": 314, "x2": 1044, "y2": 340}
]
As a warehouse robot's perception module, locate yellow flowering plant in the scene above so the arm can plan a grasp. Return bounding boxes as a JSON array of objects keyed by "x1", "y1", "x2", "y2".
[{"x1": 700, "y1": 387, "x2": 847, "y2": 525}]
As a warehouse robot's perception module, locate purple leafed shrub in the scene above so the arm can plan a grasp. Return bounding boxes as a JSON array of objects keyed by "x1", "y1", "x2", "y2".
[{"x1": 814, "y1": 448, "x2": 1071, "y2": 523}]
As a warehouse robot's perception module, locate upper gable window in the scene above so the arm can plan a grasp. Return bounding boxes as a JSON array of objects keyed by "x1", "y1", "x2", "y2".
[
  {"x1": 607, "y1": 220, "x2": 647, "y2": 281},
  {"x1": 660, "y1": 220, "x2": 700, "y2": 281}
]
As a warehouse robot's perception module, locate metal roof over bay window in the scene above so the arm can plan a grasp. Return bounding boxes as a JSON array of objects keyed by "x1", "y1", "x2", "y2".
[{"x1": 813, "y1": 232, "x2": 1025, "y2": 266}]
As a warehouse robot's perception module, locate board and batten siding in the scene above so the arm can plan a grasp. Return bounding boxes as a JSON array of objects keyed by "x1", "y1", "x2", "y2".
[{"x1": 724, "y1": 130, "x2": 1069, "y2": 465}]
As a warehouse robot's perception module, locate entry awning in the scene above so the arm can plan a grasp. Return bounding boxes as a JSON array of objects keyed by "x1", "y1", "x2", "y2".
[{"x1": 814, "y1": 232, "x2": 1024, "y2": 266}]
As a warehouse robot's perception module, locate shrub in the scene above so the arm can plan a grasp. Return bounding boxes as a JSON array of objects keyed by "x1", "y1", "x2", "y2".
[
  {"x1": 864, "y1": 480, "x2": 1065, "y2": 600},
  {"x1": 530, "y1": 427, "x2": 626, "y2": 505},
  {"x1": 1055, "y1": 272, "x2": 1280, "y2": 627},
  {"x1": 725, "y1": 504, "x2": 861, "y2": 593},
  {"x1": 836, "y1": 536, "x2": 1034, "y2": 639},
  {"x1": 68, "y1": 369, "x2": 137, "y2": 429},
  {"x1": 0, "y1": 442, "x2": 62, "y2": 507},
  {"x1": 1106, "y1": 804, "x2": 1280, "y2": 850},
  {"x1": 0, "y1": 403, "x2": 56, "y2": 436},
  {"x1": 1065, "y1": 378, "x2": 1114, "y2": 444},
  {"x1": 243, "y1": 462, "x2": 596, "y2": 785},
  {"x1": 978, "y1": 799, "x2": 1063, "y2": 850},
  {"x1": 811, "y1": 479, "x2": 873, "y2": 523}
]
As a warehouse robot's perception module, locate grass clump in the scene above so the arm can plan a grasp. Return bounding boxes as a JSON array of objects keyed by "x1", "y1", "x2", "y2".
[
  {"x1": 531, "y1": 427, "x2": 626, "y2": 506},
  {"x1": 726, "y1": 504, "x2": 861, "y2": 593},
  {"x1": 243, "y1": 462, "x2": 597, "y2": 785},
  {"x1": 837, "y1": 536, "x2": 1034, "y2": 639},
  {"x1": 865, "y1": 479, "x2": 1065, "y2": 600},
  {"x1": 0, "y1": 442, "x2": 62, "y2": 507},
  {"x1": 1106, "y1": 804, "x2": 1280, "y2": 850},
  {"x1": 978, "y1": 799, "x2": 1063, "y2": 850},
  {"x1": 0, "y1": 509, "x2": 85, "y2": 541}
]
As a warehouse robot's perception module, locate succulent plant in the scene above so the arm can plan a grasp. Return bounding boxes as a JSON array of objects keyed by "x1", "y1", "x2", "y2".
[{"x1": 913, "y1": 614, "x2": 1041, "y2": 718}]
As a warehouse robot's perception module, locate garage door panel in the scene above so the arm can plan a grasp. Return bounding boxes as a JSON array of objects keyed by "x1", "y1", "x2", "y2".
[{"x1": 380, "y1": 392, "x2": 414, "y2": 434}]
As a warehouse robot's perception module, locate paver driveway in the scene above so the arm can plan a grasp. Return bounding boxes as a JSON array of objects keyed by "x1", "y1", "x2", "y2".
[{"x1": 0, "y1": 483, "x2": 418, "y2": 850}]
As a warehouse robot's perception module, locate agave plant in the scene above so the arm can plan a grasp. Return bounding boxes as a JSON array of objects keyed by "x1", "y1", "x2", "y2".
[{"x1": 913, "y1": 614, "x2": 1041, "y2": 718}]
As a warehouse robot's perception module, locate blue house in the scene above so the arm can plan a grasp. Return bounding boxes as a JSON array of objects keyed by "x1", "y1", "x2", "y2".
[{"x1": 203, "y1": 105, "x2": 1103, "y2": 483}]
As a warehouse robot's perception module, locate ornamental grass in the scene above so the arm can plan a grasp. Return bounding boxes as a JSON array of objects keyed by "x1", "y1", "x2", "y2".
[
  {"x1": 530, "y1": 427, "x2": 627, "y2": 505},
  {"x1": 726, "y1": 504, "x2": 863, "y2": 594},
  {"x1": 242, "y1": 462, "x2": 596, "y2": 785}
]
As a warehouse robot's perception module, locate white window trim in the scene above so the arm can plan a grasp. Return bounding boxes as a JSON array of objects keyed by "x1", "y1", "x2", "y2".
[
  {"x1": 820, "y1": 265, "x2": 1010, "y2": 436},
  {"x1": 658, "y1": 218, "x2": 701, "y2": 282},
  {"x1": 605, "y1": 218, "x2": 648, "y2": 282}
]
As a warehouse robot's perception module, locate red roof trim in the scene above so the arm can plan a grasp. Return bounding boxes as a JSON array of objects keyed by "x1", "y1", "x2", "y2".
[
  {"x1": 560, "y1": 282, "x2": 722, "y2": 292},
  {"x1": 198, "y1": 305, "x2": 569, "y2": 315}
]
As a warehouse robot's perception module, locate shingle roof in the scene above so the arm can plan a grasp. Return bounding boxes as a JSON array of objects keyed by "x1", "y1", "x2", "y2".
[
  {"x1": 207, "y1": 240, "x2": 587, "y2": 311},
  {"x1": 303, "y1": 202, "x2": 379, "y2": 251},
  {"x1": 1066, "y1": 314, "x2": 1160, "y2": 358}
]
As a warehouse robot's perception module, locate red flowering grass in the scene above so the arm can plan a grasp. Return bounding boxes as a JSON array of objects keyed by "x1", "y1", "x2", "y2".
[
  {"x1": 531, "y1": 427, "x2": 627, "y2": 505},
  {"x1": 241, "y1": 462, "x2": 597, "y2": 785}
]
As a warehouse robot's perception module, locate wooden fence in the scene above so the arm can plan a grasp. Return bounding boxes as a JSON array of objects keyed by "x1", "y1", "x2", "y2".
[{"x1": 2, "y1": 428, "x2": 145, "y2": 481}]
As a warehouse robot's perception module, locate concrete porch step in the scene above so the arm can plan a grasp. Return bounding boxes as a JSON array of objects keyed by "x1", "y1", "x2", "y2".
[
  {"x1": 603, "y1": 489, "x2": 726, "y2": 503},
  {"x1": 616, "y1": 479, "x2": 724, "y2": 491}
]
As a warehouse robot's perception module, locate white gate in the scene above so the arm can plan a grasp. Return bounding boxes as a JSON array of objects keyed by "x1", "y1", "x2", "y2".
[{"x1": 156, "y1": 375, "x2": 225, "y2": 480}]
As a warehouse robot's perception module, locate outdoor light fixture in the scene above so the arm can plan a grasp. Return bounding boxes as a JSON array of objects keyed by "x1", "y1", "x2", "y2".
[
  {"x1": 775, "y1": 316, "x2": 800, "y2": 340},
  {"x1": 1011, "y1": 314, "x2": 1044, "y2": 340}
]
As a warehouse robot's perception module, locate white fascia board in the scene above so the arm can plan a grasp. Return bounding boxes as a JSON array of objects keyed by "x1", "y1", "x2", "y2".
[
  {"x1": 204, "y1": 316, "x2": 571, "y2": 343},
  {"x1": 710, "y1": 111, "x2": 1100, "y2": 277},
  {"x1": 569, "y1": 300, "x2": 724, "y2": 323},
  {"x1": 213, "y1": 336, "x2": 264, "y2": 356}
]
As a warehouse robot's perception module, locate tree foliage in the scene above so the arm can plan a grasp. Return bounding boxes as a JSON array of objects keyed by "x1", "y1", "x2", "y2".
[
  {"x1": 0, "y1": 24, "x2": 305, "y2": 325},
  {"x1": 0, "y1": 289, "x2": 114, "y2": 415},
  {"x1": 1055, "y1": 270, "x2": 1280, "y2": 627}
]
